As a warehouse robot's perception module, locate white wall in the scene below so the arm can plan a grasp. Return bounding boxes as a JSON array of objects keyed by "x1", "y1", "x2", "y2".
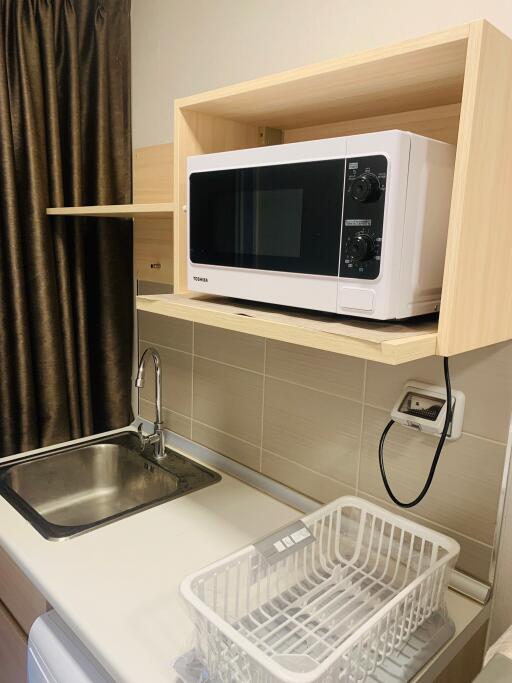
[
  {"x1": 131, "y1": 0, "x2": 512, "y2": 148},
  {"x1": 131, "y1": 0, "x2": 512, "y2": 646}
]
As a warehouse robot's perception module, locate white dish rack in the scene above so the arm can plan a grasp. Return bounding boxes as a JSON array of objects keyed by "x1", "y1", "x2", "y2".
[{"x1": 180, "y1": 496, "x2": 459, "y2": 683}]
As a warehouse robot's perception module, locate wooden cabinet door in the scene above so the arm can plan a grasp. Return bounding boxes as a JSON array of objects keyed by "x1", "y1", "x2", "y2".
[
  {"x1": 0, "y1": 600, "x2": 27, "y2": 683},
  {"x1": 0, "y1": 545, "x2": 47, "y2": 634},
  {"x1": 134, "y1": 216, "x2": 173, "y2": 284}
]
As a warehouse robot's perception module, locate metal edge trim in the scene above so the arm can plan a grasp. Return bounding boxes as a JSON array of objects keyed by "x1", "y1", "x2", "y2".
[
  {"x1": 141, "y1": 420, "x2": 321, "y2": 515},
  {"x1": 450, "y1": 570, "x2": 491, "y2": 604}
]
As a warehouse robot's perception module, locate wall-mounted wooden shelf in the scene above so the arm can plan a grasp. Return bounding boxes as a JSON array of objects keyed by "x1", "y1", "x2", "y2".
[
  {"x1": 171, "y1": 20, "x2": 512, "y2": 361},
  {"x1": 132, "y1": 144, "x2": 175, "y2": 284},
  {"x1": 136, "y1": 293, "x2": 438, "y2": 365},
  {"x1": 177, "y1": 26, "x2": 468, "y2": 129},
  {"x1": 46, "y1": 203, "x2": 174, "y2": 218}
]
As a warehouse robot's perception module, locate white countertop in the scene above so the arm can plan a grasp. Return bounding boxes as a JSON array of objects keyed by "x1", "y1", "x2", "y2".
[
  {"x1": 0, "y1": 443, "x2": 300, "y2": 683},
  {"x1": 0, "y1": 433, "x2": 488, "y2": 683}
]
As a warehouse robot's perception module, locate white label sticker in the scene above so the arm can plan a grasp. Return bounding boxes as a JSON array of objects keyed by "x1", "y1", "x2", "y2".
[
  {"x1": 291, "y1": 528, "x2": 311, "y2": 543},
  {"x1": 282, "y1": 536, "x2": 294, "y2": 548},
  {"x1": 254, "y1": 520, "x2": 315, "y2": 565}
]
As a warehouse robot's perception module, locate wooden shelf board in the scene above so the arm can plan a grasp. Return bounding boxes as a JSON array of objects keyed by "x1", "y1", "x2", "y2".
[
  {"x1": 176, "y1": 25, "x2": 469, "y2": 129},
  {"x1": 46, "y1": 203, "x2": 174, "y2": 218},
  {"x1": 136, "y1": 293, "x2": 438, "y2": 365}
]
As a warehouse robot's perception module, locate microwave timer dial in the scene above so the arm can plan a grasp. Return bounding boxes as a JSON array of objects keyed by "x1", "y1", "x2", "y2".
[
  {"x1": 349, "y1": 173, "x2": 381, "y2": 202},
  {"x1": 346, "y1": 233, "x2": 375, "y2": 262}
]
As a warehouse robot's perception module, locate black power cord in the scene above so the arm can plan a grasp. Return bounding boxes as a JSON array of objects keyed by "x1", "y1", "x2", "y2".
[{"x1": 378, "y1": 357, "x2": 452, "y2": 508}]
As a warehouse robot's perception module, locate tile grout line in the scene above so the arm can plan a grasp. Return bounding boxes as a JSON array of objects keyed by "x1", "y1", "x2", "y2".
[
  {"x1": 149, "y1": 386, "x2": 497, "y2": 553},
  {"x1": 141, "y1": 398, "x2": 364, "y2": 468},
  {"x1": 144, "y1": 334, "x2": 375, "y2": 414},
  {"x1": 263, "y1": 371, "x2": 364, "y2": 405},
  {"x1": 193, "y1": 352, "x2": 264, "y2": 376},
  {"x1": 355, "y1": 360, "x2": 368, "y2": 496},
  {"x1": 263, "y1": 445, "x2": 355, "y2": 492},
  {"x1": 192, "y1": 418, "x2": 261, "y2": 449},
  {"x1": 182, "y1": 346, "x2": 365, "y2": 406},
  {"x1": 136, "y1": 337, "x2": 140, "y2": 419},
  {"x1": 143, "y1": 321, "x2": 500, "y2": 560},
  {"x1": 139, "y1": 398, "x2": 190, "y2": 422},
  {"x1": 259, "y1": 339, "x2": 267, "y2": 472},
  {"x1": 361, "y1": 490, "x2": 494, "y2": 549},
  {"x1": 143, "y1": 315, "x2": 502, "y2": 567},
  {"x1": 139, "y1": 337, "x2": 191, "y2": 357},
  {"x1": 141, "y1": 336, "x2": 368, "y2": 438},
  {"x1": 363, "y1": 399, "x2": 508, "y2": 446}
]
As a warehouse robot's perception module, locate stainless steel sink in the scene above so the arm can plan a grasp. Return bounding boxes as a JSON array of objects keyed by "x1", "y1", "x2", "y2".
[{"x1": 0, "y1": 431, "x2": 220, "y2": 540}]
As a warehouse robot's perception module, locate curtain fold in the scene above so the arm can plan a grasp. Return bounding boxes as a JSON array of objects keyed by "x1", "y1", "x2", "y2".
[{"x1": 0, "y1": 0, "x2": 133, "y2": 457}]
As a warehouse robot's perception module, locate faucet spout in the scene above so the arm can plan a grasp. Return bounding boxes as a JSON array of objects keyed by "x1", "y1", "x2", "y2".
[{"x1": 136, "y1": 347, "x2": 165, "y2": 459}]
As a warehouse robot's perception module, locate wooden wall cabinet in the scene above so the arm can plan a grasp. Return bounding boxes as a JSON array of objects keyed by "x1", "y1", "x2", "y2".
[
  {"x1": 133, "y1": 144, "x2": 174, "y2": 285},
  {"x1": 47, "y1": 145, "x2": 175, "y2": 287},
  {"x1": 138, "y1": 19, "x2": 512, "y2": 364}
]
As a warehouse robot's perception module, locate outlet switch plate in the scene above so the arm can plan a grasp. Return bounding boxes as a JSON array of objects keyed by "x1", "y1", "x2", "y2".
[{"x1": 391, "y1": 380, "x2": 465, "y2": 440}]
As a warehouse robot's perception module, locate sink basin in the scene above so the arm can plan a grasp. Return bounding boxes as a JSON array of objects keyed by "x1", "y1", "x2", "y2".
[{"x1": 0, "y1": 431, "x2": 220, "y2": 540}]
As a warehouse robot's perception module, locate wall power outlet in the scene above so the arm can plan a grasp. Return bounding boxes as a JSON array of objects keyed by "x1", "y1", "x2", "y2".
[{"x1": 391, "y1": 381, "x2": 465, "y2": 440}]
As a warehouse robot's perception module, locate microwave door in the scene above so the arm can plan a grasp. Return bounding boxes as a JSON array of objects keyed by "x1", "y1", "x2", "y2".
[{"x1": 189, "y1": 159, "x2": 345, "y2": 277}]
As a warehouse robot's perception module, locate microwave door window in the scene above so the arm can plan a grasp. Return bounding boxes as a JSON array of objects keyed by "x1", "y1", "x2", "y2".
[
  {"x1": 251, "y1": 185, "x2": 303, "y2": 259},
  {"x1": 189, "y1": 159, "x2": 344, "y2": 276}
]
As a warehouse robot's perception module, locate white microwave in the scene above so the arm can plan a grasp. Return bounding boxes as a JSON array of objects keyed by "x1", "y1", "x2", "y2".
[{"x1": 187, "y1": 131, "x2": 455, "y2": 320}]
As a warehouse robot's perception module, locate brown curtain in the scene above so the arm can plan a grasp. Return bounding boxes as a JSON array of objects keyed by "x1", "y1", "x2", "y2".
[{"x1": 0, "y1": 0, "x2": 133, "y2": 457}]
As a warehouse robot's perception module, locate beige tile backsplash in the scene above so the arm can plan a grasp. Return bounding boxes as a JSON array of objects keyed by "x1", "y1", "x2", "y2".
[
  {"x1": 359, "y1": 491, "x2": 494, "y2": 582},
  {"x1": 138, "y1": 311, "x2": 511, "y2": 583},
  {"x1": 359, "y1": 406, "x2": 505, "y2": 545},
  {"x1": 193, "y1": 356, "x2": 263, "y2": 444},
  {"x1": 261, "y1": 450, "x2": 354, "y2": 503},
  {"x1": 192, "y1": 422, "x2": 261, "y2": 470},
  {"x1": 266, "y1": 341, "x2": 365, "y2": 400},
  {"x1": 263, "y1": 378, "x2": 361, "y2": 486},
  {"x1": 138, "y1": 311, "x2": 192, "y2": 352},
  {"x1": 139, "y1": 399, "x2": 192, "y2": 439},
  {"x1": 194, "y1": 323, "x2": 265, "y2": 372},
  {"x1": 139, "y1": 340, "x2": 192, "y2": 417}
]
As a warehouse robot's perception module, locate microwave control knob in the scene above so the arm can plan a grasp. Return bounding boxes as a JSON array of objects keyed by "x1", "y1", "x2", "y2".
[
  {"x1": 350, "y1": 173, "x2": 380, "y2": 202},
  {"x1": 346, "y1": 234, "x2": 374, "y2": 262}
]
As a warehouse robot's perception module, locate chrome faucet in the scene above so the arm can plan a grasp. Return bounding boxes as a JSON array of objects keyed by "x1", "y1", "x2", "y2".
[{"x1": 135, "y1": 347, "x2": 165, "y2": 459}]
